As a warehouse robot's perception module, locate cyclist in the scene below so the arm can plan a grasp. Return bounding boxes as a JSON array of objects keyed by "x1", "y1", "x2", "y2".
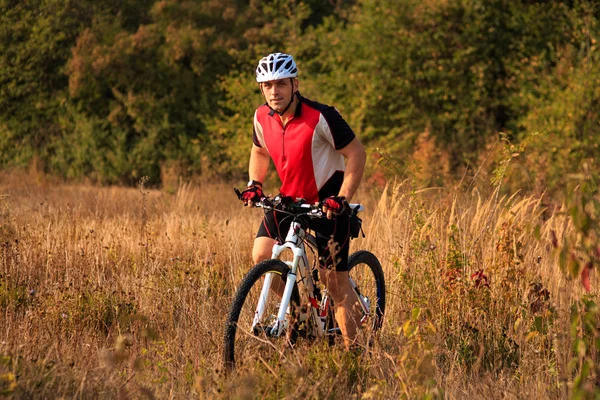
[{"x1": 239, "y1": 52, "x2": 367, "y2": 349}]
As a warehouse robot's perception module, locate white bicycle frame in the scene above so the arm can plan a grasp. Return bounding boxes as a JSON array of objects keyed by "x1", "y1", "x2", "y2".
[{"x1": 251, "y1": 203, "x2": 368, "y2": 338}]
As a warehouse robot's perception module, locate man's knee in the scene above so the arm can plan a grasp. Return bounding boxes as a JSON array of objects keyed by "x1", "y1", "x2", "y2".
[
  {"x1": 252, "y1": 237, "x2": 276, "y2": 264},
  {"x1": 252, "y1": 249, "x2": 270, "y2": 264}
]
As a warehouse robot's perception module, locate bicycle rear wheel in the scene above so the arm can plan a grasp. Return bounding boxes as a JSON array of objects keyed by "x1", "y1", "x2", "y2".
[
  {"x1": 347, "y1": 250, "x2": 386, "y2": 335},
  {"x1": 223, "y1": 259, "x2": 301, "y2": 370}
]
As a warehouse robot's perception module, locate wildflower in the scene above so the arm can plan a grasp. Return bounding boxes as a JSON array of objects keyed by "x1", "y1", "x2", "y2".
[
  {"x1": 581, "y1": 261, "x2": 593, "y2": 292},
  {"x1": 470, "y1": 269, "x2": 490, "y2": 288}
]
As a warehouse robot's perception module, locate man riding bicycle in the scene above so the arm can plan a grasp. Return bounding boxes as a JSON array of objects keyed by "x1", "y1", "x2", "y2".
[{"x1": 239, "y1": 52, "x2": 367, "y2": 349}]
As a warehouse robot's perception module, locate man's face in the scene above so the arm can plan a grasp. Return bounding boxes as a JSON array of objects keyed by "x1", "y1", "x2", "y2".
[{"x1": 260, "y1": 78, "x2": 298, "y2": 113}]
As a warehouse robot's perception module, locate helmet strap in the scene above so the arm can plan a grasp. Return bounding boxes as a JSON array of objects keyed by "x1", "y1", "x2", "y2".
[{"x1": 278, "y1": 95, "x2": 295, "y2": 115}]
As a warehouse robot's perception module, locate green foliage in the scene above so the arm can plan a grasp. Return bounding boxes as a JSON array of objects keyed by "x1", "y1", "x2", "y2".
[
  {"x1": 0, "y1": 0, "x2": 599, "y2": 188},
  {"x1": 548, "y1": 165, "x2": 600, "y2": 397},
  {"x1": 62, "y1": 0, "x2": 253, "y2": 184},
  {"x1": 516, "y1": 51, "x2": 600, "y2": 194},
  {"x1": 315, "y1": 0, "x2": 578, "y2": 172},
  {"x1": 569, "y1": 297, "x2": 600, "y2": 399},
  {"x1": 0, "y1": 0, "x2": 94, "y2": 166},
  {"x1": 495, "y1": 2, "x2": 600, "y2": 196},
  {"x1": 398, "y1": 307, "x2": 440, "y2": 397},
  {"x1": 556, "y1": 166, "x2": 600, "y2": 282},
  {"x1": 0, "y1": 279, "x2": 30, "y2": 309},
  {"x1": 52, "y1": 285, "x2": 138, "y2": 335},
  {"x1": 0, "y1": 354, "x2": 16, "y2": 395}
]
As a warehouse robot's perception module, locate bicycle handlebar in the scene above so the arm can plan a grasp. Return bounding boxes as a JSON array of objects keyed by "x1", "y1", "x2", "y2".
[{"x1": 233, "y1": 188, "x2": 364, "y2": 216}]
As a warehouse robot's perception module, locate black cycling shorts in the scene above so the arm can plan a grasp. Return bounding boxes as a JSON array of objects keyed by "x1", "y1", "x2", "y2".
[{"x1": 256, "y1": 210, "x2": 351, "y2": 271}]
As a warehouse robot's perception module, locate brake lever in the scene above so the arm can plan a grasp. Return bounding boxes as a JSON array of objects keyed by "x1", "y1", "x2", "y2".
[{"x1": 233, "y1": 188, "x2": 242, "y2": 200}]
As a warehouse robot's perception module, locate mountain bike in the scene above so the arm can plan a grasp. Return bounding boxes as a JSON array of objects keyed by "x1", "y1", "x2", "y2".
[{"x1": 223, "y1": 193, "x2": 386, "y2": 370}]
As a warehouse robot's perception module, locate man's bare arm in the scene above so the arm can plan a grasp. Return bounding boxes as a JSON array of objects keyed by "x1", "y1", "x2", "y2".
[
  {"x1": 249, "y1": 144, "x2": 270, "y2": 184},
  {"x1": 337, "y1": 138, "x2": 366, "y2": 202}
]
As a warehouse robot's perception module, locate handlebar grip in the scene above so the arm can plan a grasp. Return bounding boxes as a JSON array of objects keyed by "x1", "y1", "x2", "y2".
[
  {"x1": 260, "y1": 196, "x2": 272, "y2": 207},
  {"x1": 234, "y1": 188, "x2": 242, "y2": 200}
]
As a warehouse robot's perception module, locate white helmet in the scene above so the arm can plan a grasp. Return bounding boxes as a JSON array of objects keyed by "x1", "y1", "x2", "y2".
[{"x1": 256, "y1": 53, "x2": 298, "y2": 83}]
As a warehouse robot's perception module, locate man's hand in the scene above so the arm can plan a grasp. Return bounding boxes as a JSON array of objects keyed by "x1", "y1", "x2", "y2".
[
  {"x1": 321, "y1": 196, "x2": 347, "y2": 219},
  {"x1": 241, "y1": 186, "x2": 264, "y2": 206}
]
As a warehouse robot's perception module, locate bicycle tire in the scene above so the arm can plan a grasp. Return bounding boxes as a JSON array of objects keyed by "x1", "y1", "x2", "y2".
[
  {"x1": 347, "y1": 250, "x2": 386, "y2": 333},
  {"x1": 223, "y1": 259, "x2": 301, "y2": 370}
]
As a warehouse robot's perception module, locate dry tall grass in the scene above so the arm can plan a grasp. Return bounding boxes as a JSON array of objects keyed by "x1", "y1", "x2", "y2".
[{"x1": 0, "y1": 171, "x2": 595, "y2": 398}]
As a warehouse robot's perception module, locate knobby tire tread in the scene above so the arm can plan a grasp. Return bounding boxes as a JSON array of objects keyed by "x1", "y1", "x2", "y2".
[
  {"x1": 223, "y1": 259, "x2": 300, "y2": 370},
  {"x1": 347, "y1": 250, "x2": 386, "y2": 331}
]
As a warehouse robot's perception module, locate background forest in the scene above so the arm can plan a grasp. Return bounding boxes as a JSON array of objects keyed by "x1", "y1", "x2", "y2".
[{"x1": 1, "y1": 0, "x2": 599, "y2": 195}]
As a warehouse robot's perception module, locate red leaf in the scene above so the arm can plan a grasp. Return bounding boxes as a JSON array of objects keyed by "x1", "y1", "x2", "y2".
[{"x1": 581, "y1": 262, "x2": 592, "y2": 292}]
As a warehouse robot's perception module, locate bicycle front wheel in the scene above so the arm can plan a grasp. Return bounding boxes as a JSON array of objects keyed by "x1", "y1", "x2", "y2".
[
  {"x1": 223, "y1": 259, "x2": 301, "y2": 371},
  {"x1": 348, "y1": 250, "x2": 386, "y2": 335}
]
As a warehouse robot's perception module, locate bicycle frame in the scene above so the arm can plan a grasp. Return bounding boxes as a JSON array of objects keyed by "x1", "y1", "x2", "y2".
[{"x1": 251, "y1": 204, "x2": 367, "y2": 339}]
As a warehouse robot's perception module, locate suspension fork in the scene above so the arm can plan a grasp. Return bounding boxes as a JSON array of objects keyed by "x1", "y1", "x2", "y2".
[
  {"x1": 251, "y1": 272, "x2": 275, "y2": 330},
  {"x1": 251, "y1": 256, "x2": 301, "y2": 337}
]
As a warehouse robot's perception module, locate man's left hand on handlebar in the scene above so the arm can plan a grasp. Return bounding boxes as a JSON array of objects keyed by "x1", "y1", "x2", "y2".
[{"x1": 321, "y1": 196, "x2": 347, "y2": 219}]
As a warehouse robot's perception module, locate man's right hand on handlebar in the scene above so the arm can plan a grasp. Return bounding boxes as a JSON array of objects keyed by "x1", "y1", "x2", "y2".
[
  {"x1": 240, "y1": 185, "x2": 264, "y2": 206},
  {"x1": 321, "y1": 195, "x2": 347, "y2": 219}
]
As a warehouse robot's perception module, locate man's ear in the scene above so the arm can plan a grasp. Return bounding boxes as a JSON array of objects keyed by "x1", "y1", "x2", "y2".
[{"x1": 293, "y1": 78, "x2": 299, "y2": 92}]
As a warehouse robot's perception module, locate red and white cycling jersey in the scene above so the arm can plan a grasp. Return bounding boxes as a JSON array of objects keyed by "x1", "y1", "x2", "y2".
[{"x1": 253, "y1": 95, "x2": 355, "y2": 204}]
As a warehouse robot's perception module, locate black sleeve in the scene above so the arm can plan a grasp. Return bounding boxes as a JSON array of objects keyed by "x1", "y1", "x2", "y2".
[
  {"x1": 252, "y1": 126, "x2": 262, "y2": 147},
  {"x1": 321, "y1": 106, "x2": 356, "y2": 150}
]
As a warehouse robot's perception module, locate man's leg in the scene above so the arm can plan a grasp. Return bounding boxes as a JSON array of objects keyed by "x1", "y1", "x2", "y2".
[
  {"x1": 312, "y1": 212, "x2": 361, "y2": 348},
  {"x1": 321, "y1": 269, "x2": 362, "y2": 348}
]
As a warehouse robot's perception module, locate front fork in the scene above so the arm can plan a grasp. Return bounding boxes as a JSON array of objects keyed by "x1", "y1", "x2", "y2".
[
  {"x1": 251, "y1": 239, "x2": 306, "y2": 337},
  {"x1": 251, "y1": 268, "x2": 297, "y2": 337}
]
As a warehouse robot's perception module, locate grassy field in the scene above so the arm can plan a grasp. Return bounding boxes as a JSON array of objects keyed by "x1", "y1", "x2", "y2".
[{"x1": 0, "y1": 170, "x2": 596, "y2": 399}]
